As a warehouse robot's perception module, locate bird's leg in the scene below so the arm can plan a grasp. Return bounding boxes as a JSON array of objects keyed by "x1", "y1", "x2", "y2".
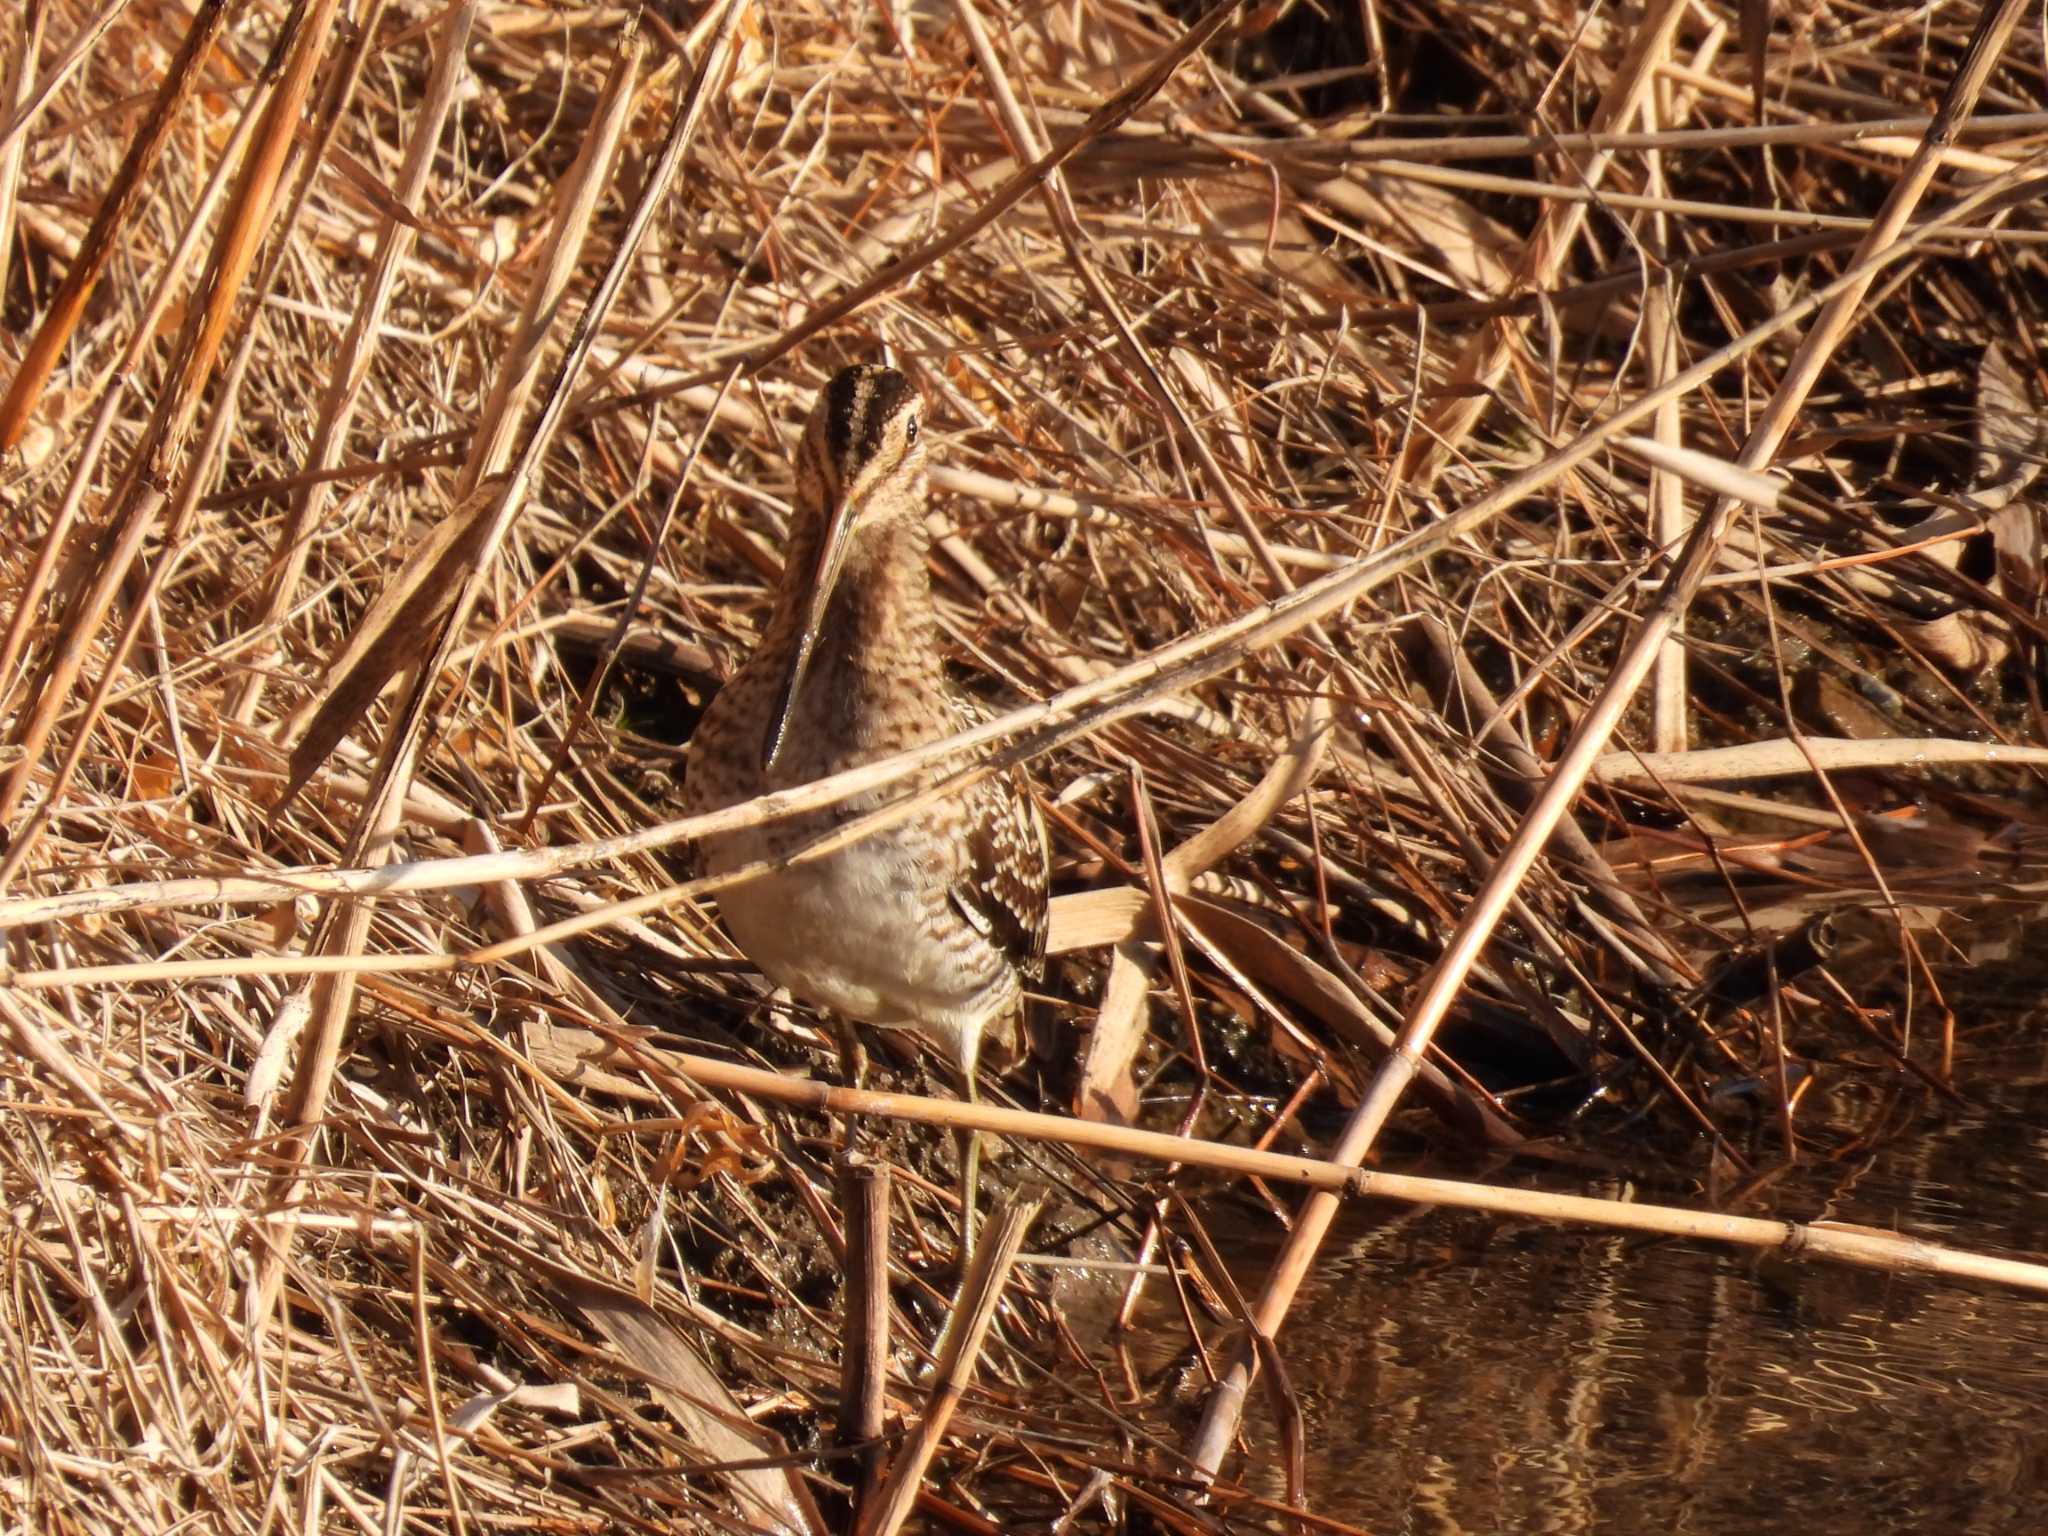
[
  {"x1": 833, "y1": 1016, "x2": 869, "y2": 1089},
  {"x1": 955, "y1": 1071, "x2": 982, "y2": 1260}
]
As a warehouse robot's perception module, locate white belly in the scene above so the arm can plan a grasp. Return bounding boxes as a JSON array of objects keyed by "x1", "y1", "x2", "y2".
[{"x1": 704, "y1": 824, "x2": 1015, "y2": 1044}]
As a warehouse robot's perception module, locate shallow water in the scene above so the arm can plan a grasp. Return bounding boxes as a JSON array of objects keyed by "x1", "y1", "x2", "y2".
[{"x1": 1137, "y1": 1042, "x2": 2048, "y2": 1533}]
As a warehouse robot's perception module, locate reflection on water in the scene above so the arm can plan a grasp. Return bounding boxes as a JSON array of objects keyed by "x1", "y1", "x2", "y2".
[{"x1": 1138, "y1": 1047, "x2": 2048, "y2": 1534}]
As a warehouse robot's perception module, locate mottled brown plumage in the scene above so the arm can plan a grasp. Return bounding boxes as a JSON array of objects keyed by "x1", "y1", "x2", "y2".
[{"x1": 684, "y1": 366, "x2": 1049, "y2": 1227}]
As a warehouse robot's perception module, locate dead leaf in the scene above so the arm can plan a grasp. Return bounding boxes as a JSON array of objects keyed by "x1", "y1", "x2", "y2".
[
  {"x1": 1881, "y1": 344, "x2": 2045, "y2": 673},
  {"x1": 558, "y1": 1273, "x2": 825, "y2": 1536},
  {"x1": 281, "y1": 476, "x2": 506, "y2": 803},
  {"x1": 1179, "y1": 894, "x2": 1522, "y2": 1146}
]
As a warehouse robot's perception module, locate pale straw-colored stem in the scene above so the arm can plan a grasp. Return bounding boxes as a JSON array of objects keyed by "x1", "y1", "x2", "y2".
[{"x1": 1185, "y1": 0, "x2": 2034, "y2": 1476}]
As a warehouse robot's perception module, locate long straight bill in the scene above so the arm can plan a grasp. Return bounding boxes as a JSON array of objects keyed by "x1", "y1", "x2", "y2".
[{"x1": 761, "y1": 489, "x2": 857, "y2": 772}]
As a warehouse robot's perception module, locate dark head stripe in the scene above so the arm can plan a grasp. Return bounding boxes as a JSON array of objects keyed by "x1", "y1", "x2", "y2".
[{"x1": 823, "y1": 366, "x2": 913, "y2": 468}]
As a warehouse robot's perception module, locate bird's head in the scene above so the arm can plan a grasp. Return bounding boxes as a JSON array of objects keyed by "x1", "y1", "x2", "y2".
[{"x1": 761, "y1": 364, "x2": 929, "y2": 771}]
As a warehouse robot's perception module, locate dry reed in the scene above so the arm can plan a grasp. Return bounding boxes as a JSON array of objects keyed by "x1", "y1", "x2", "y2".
[{"x1": 3, "y1": 0, "x2": 2048, "y2": 1528}]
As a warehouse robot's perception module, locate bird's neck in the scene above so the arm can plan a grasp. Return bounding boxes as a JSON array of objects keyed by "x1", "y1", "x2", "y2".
[{"x1": 767, "y1": 512, "x2": 940, "y2": 676}]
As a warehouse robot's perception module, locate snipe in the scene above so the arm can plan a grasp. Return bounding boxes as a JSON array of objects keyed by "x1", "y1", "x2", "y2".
[{"x1": 684, "y1": 363, "x2": 1049, "y2": 1242}]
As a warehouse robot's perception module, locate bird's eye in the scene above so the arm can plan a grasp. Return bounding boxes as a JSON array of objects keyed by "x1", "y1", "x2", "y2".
[{"x1": 904, "y1": 416, "x2": 920, "y2": 447}]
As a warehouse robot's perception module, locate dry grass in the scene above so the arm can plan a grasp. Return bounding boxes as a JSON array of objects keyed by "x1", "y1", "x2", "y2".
[{"x1": 5, "y1": 0, "x2": 2048, "y2": 1528}]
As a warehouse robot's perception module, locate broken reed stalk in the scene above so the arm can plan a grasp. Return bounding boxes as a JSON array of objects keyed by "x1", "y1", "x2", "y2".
[
  {"x1": 0, "y1": 0, "x2": 378, "y2": 888},
  {"x1": 232, "y1": 0, "x2": 480, "y2": 727},
  {"x1": 856, "y1": 1186, "x2": 1044, "y2": 1536},
  {"x1": 1411, "y1": 613, "x2": 1685, "y2": 986},
  {"x1": 667, "y1": 1052, "x2": 2048, "y2": 1299},
  {"x1": 836, "y1": 1150, "x2": 892, "y2": 1515},
  {"x1": 255, "y1": 19, "x2": 661, "y2": 1325},
  {"x1": 0, "y1": 29, "x2": 287, "y2": 720},
  {"x1": 0, "y1": 0, "x2": 235, "y2": 452},
  {"x1": 1401, "y1": 0, "x2": 1690, "y2": 492},
  {"x1": 1183, "y1": 0, "x2": 2035, "y2": 1475},
  {"x1": 279, "y1": 19, "x2": 652, "y2": 794},
  {"x1": 0, "y1": 2, "x2": 40, "y2": 322},
  {"x1": 0, "y1": 0, "x2": 344, "y2": 858}
]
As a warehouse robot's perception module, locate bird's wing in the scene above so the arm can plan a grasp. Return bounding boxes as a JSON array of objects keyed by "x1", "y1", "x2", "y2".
[{"x1": 950, "y1": 768, "x2": 1050, "y2": 984}]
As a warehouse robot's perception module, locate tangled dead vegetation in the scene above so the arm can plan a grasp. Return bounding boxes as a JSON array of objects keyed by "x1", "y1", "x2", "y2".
[{"x1": 5, "y1": 0, "x2": 2048, "y2": 1528}]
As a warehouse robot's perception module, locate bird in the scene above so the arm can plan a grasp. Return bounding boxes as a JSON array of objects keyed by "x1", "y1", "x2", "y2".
[{"x1": 683, "y1": 362, "x2": 1050, "y2": 1247}]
